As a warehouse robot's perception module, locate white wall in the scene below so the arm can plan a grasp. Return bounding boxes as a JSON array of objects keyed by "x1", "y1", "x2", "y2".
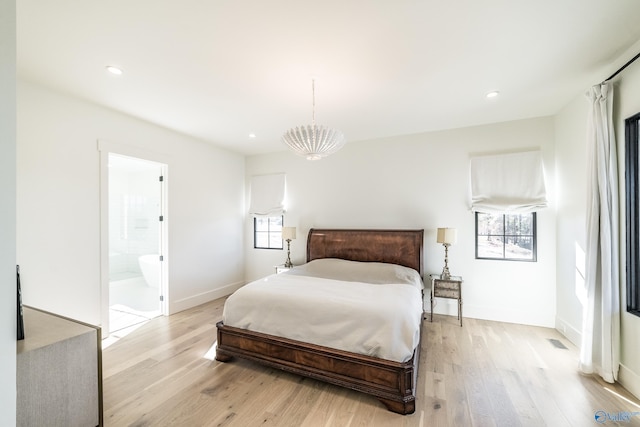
[
  {"x1": 17, "y1": 81, "x2": 245, "y2": 325},
  {"x1": 614, "y1": 54, "x2": 640, "y2": 398},
  {"x1": 554, "y1": 96, "x2": 589, "y2": 345},
  {"x1": 246, "y1": 117, "x2": 557, "y2": 327},
  {"x1": 555, "y1": 47, "x2": 640, "y2": 398},
  {"x1": 614, "y1": 56, "x2": 640, "y2": 397},
  {"x1": 0, "y1": 0, "x2": 17, "y2": 424}
]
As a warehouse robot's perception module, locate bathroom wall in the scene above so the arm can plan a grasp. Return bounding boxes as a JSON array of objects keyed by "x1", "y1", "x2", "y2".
[{"x1": 108, "y1": 156, "x2": 162, "y2": 281}]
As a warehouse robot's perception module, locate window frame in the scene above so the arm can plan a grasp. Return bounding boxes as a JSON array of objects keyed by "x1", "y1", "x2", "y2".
[
  {"x1": 253, "y1": 216, "x2": 284, "y2": 250},
  {"x1": 475, "y1": 212, "x2": 537, "y2": 262},
  {"x1": 625, "y1": 112, "x2": 640, "y2": 317}
]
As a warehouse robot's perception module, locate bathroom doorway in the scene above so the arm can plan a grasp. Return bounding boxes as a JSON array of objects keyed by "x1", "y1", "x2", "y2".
[{"x1": 107, "y1": 154, "x2": 166, "y2": 335}]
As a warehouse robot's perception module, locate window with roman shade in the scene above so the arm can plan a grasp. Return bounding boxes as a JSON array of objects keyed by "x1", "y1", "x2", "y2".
[
  {"x1": 469, "y1": 150, "x2": 547, "y2": 214},
  {"x1": 248, "y1": 173, "x2": 286, "y2": 217},
  {"x1": 249, "y1": 173, "x2": 286, "y2": 249},
  {"x1": 470, "y1": 150, "x2": 546, "y2": 262}
]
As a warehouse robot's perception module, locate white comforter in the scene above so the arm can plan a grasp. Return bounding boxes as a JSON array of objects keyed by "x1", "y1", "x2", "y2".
[{"x1": 222, "y1": 258, "x2": 423, "y2": 362}]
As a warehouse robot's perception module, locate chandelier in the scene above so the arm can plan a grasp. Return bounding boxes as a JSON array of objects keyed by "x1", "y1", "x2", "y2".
[{"x1": 282, "y1": 80, "x2": 345, "y2": 161}]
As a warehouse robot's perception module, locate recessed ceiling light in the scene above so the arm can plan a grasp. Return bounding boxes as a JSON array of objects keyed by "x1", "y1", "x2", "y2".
[
  {"x1": 486, "y1": 91, "x2": 500, "y2": 99},
  {"x1": 249, "y1": 133, "x2": 256, "y2": 138},
  {"x1": 106, "y1": 66, "x2": 123, "y2": 75}
]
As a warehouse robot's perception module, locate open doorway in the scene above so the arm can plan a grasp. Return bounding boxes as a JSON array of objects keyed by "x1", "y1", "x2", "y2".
[{"x1": 106, "y1": 154, "x2": 167, "y2": 336}]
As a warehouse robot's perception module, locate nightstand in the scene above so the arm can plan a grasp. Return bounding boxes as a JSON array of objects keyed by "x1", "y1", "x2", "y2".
[
  {"x1": 274, "y1": 264, "x2": 291, "y2": 274},
  {"x1": 429, "y1": 274, "x2": 463, "y2": 326}
]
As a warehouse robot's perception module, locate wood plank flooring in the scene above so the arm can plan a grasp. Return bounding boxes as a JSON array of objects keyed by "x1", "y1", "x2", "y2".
[{"x1": 102, "y1": 298, "x2": 640, "y2": 426}]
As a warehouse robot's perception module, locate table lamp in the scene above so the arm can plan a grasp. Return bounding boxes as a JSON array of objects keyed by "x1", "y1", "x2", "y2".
[
  {"x1": 437, "y1": 227, "x2": 457, "y2": 279},
  {"x1": 282, "y1": 227, "x2": 296, "y2": 268}
]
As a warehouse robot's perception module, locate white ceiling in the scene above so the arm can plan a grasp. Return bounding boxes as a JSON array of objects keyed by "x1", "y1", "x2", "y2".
[{"x1": 16, "y1": 1, "x2": 640, "y2": 156}]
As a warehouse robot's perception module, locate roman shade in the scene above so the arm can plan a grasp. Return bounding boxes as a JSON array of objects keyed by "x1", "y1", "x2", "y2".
[
  {"x1": 248, "y1": 173, "x2": 286, "y2": 216},
  {"x1": 469, "y1": 150, "x2": 547, "y2": 213}
]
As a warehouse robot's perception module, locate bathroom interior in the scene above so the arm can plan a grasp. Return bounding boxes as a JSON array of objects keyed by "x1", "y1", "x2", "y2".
[{"x1": 108, "y1": 154, "x2": 164, "y2": 335}]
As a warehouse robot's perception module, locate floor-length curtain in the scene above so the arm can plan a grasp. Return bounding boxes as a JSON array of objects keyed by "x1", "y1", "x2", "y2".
[{"x1": 580, "y1": 82, "x2": 620, "y2": 383}]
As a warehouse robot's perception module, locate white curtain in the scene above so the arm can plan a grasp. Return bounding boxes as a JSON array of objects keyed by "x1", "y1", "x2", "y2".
[
  {"x1": 580, "y1": 82, "x2": 620, "y2": 383},
  {"x1": 469, "y1": 150, "x2": 547, "y2": 213},
  {"x1": 248, "y1": 173, "x2": 286, "y2": 216}
]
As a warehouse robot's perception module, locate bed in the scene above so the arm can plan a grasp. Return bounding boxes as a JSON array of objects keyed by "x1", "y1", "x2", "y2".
[{"x1": 215, "y1": 228, "x2": 424, "y2": 414}]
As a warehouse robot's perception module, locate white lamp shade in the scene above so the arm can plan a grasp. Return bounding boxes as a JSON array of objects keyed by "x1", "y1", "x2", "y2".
[
  {"x1": 282, "y1": 227, "x2": 297, "y2": 240},
  {"x1": 436, "y1": 228, "x2": 457, "y2": 245}
]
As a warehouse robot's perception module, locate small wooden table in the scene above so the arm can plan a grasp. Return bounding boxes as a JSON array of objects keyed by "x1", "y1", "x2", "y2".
[{"x1": 429, "y1": 274, "x2": 463, "y2": 326}]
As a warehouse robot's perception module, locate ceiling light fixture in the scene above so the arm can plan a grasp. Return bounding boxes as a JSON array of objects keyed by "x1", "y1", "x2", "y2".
[
  {"x1": 486, "y1": 91, "x2": 500, "y2": 99},
  {"x1": 106, "y1": 66, "x2": 123, "y2": 75},
  {"x1": 282, "y1": 79, "x2": 345, "y2": 161}
]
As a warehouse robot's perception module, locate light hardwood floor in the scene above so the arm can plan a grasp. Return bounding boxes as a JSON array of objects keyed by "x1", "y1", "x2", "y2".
[{"x1": 102, "y1": 298, "x2": 640, "y2": 426}]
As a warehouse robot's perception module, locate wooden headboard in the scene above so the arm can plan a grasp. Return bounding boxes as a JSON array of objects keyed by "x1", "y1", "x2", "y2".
[{"x1": 306, "y1": 229, "x2": 424, "y2": 275}]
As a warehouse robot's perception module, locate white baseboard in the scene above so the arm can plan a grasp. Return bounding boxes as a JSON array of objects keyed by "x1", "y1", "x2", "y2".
[
  {"x1": 552, "y1": 317, "x2": 639, "y2": 400},
  {"x1": 168, "y1": 281, "x2": 245, "y2": 315},
  {"x1": 618, "y1": 363, "x2": 640, "y2": 400},
  {"x1": 424, "y1": 297, "x2": 466, "y2": 316},
  {"x1": 555, "y1": 316, "x2": 582, "y2": 348},
  {"x1": 450, "y1": 303, "x2": 555, "y2": 328}
]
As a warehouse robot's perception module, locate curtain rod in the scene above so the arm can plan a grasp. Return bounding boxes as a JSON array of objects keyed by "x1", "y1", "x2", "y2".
[{"x1": 604, "y1": 51, "x2": 640, "y2": 82}]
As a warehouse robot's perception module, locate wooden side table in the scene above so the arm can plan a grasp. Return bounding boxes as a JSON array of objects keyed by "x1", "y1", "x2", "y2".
[{"x1": 429, "y1": 274, "x2": 463, "y2": 326}]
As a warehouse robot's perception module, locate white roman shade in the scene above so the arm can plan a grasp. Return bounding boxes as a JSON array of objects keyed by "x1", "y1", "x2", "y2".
[
  {"x1": 249, "y1": 173, "x2": 286, "y2": 216},
  {"x1": 470, "y1": 150, "x2": 547, "y2": 213}
]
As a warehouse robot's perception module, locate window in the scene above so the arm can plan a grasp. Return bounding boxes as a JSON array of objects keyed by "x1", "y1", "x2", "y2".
[
  {"x1": 254, "y1": 216, "x2": 283, "y2": 249},
  {"x1": 475, "y1": 212, "x2": 536, "y2": 261},
  {"x1": 625, "y1": 112, "x2": 640, "y2": 317}
]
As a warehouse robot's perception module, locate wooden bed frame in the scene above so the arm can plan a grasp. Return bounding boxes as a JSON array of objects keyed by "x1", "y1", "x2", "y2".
[{"x1": 215, "y1": 228, "x2": 424, "y2": 414}]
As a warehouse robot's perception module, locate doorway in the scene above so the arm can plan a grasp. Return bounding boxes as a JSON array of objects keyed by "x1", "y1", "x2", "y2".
[{"x1": 106, "y1": 154, "x2": 166, "y2": 336}]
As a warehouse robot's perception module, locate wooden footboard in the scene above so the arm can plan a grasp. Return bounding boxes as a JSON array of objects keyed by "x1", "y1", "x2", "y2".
[
  {"x1": 216, "y1": 229, "x2": 424, "y2": 414},
  {"x1": 215, "y1": 321, "x2": 419, "y2": 415}
]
